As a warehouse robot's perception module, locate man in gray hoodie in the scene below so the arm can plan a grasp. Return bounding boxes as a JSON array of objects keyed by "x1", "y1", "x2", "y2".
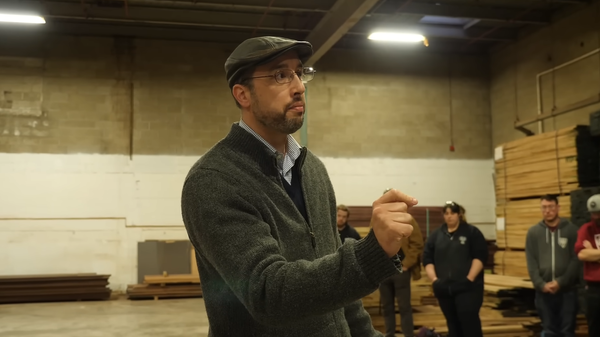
[{"x1": 525, "y1": 194, "x2": 580, "y2": 337}]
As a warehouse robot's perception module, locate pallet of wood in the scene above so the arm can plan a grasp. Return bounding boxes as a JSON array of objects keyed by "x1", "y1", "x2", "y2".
[
  {"x1": 494, "y1": 125, "x2": 600, "y2": 203},
  {"x1": 126, "y1": 272, "x2": 202, "y2": 300},
  {"x1": 494, "y1": 250, "x2": 529, "y2": 278},
  {"x1": 0, "y1": 273, "x2": 112, "y2": 304},
  {"x1": 495, "y1": 196, "x2": 571, "y2": 250}
]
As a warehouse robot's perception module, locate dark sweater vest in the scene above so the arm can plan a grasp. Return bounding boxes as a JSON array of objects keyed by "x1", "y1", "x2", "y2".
[{"x1": 281, "y1": 164, "x2": 308, "y2": 223}]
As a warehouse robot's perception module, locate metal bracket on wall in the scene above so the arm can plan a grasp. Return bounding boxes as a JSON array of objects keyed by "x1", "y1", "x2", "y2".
[{"x1": 515, "y1": 125, "x2": 535, "y2": 136}]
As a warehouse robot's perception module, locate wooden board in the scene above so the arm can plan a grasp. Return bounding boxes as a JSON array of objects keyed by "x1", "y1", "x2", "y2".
[
  {"x1": 495, "y1": 196, "x2": 571, "y2": 249},
  {"x1": 494, "y1": 250, "x2": 529, "y2": 278},
  {"x1": 495, "y1": 126, "x2": 580, "y2": 202}
]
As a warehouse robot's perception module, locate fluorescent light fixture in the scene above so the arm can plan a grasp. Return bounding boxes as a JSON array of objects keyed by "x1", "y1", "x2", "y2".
[
  {"x1": 368, "y1": 32, "x2": 425, "y2": 43},
  {"x1": 0, "y1": 13, "x2": 45, "y2": 24}
]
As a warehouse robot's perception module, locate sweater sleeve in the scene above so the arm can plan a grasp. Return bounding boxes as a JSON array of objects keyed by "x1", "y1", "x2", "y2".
[
  {"x1": 181, "y1": 169, "x2": 400, "y2": 326},
  {"x1": 402, "y1": 218, "x2": 424, "y2": 270},
  {"x1": 343, "y1": 299, "x2": 384, "y2": 337},
  {"x1": 556, "y1": 225, "x2": 581, "y2": 289},
  {"x1": 525, "y1": 227, "x2": 545, "y2": 291}
]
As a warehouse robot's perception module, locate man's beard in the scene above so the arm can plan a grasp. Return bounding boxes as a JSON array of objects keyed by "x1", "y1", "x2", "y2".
[{"x1": 250, "y1": 93, "x2": 304, "y2": 135}]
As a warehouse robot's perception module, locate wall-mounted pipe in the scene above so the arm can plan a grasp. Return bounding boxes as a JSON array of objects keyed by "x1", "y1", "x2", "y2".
[
  {"x1": 300, "y1": 85, "x2": 308, "y2": 147},
  {"x1": 536, "y1": 48, "x2": 600, "y2": 133}
]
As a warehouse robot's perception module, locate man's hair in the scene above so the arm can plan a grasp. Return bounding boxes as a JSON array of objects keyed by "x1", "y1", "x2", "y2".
[
  {"x1": 232, "y1": 67, "x2": 256, "y2": 109},
  {"x1": 337, "y1": 204, "x2": 350, "y2": 216},
  {"x1": 540, "y1": 194, "x2": 559, "y2": 204}
]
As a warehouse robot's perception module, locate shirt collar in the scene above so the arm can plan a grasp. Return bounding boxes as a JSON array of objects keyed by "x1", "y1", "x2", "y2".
[{"x1": 238, "y1": 119, "x2": 302, "y2": 162}]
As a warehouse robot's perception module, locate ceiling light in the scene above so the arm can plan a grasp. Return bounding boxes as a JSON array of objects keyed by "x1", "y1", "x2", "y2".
[
  {"x1": 368, "y1": 32, "x2": 425, "y2": 43},
  {"x1": 0, "y1": 13, "x2": 45, "y2": 24}
]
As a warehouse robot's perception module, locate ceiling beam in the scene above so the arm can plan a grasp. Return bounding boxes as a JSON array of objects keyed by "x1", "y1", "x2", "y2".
[
  {"x1": 304, "y1": 0, "x2": 380, "y2": 66},
  {"x1": 370, "y1": 2, "x2": 550, "y2": 25}
]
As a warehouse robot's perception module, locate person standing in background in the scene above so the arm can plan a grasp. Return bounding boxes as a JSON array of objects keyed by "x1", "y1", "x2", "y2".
[
  {"x1": 337, "y1": 204, "x2": 361, "y2": 243},
  {"x1": 525, "y1": 194, "x2": 579, "y2": 337},
  {"x1": 422, "y1": 201, "x2": 488, "y2": 337},
  {"x1": 379, "y1": 189, "x2": 424, "y2": 337},
  {"x1": 575, "y1": 194, "x2": 600, "y2": 337}
]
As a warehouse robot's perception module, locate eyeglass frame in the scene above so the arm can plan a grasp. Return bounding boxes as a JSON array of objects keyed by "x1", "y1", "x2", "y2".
[{"x1": 243, "y1": 67, "x2": 316, "y2": 85}]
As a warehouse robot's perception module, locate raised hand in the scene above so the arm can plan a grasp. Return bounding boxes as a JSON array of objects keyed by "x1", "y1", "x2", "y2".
[{"x1": 371, "y1": 188, "x2": 418, "y2": 257}]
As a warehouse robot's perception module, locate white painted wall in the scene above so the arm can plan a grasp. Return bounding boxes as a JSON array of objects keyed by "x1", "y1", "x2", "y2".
[{"x1": 0, "y1": 153, "x2": 495, "y2": 291}]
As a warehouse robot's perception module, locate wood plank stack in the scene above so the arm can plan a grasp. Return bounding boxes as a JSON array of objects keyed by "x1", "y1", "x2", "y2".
[
  {"x1": 126, "y1": 272, "x2": 202, "y2": 300},
  {"x1": 492, "y1": 125, "x2": 600, "y2": 277},
  {"x1": 368, "y1": 274, "x2": 593, "y2": 336},
  {"x1": 495, "y1": 196, "x2": 571, "y2": 250},
  {"x1": 494, "y1": 125, "x2": 599, "y2": 203},
  {"x1": 494, "y1": 251, "x2": 530, "y2": 278},
  {"x1": 0, "y1": 273, "x2": 111, "y2": 304},
  {"x1": 127, "y1": 246, "x2": 203, "y2": 300}
]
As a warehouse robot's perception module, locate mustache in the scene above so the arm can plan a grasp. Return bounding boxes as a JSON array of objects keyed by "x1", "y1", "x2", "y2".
[{"x1": 285, "y1": 98, "x2": 305, "y2": 110}]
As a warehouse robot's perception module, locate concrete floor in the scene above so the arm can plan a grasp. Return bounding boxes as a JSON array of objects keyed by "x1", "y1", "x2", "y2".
[
  {"x1": 0, "y1": 298, "x2": 407, "y2": 337},
  {"x1": 0, "y1": 298, "x2": 210, "y2": 337}
]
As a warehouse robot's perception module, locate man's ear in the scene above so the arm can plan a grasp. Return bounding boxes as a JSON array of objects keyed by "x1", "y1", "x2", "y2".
[{"x1": 232, "y1": 84, "x2": 251, "y2": 108}]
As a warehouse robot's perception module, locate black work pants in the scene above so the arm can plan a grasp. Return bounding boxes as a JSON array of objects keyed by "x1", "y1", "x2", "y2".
[
  {"x1": 586, "y1": 283, "x2": 600, "y2": 337},
  {"x1": 434, "y1": 280, "x2": 483, "y2": 337}
]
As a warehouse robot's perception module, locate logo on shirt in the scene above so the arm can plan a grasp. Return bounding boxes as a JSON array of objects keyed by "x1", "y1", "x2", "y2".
[
  {"x1": 459, "y1": 236, "x2": 467, "y2": 245},
  {"x1": 558, "y1": 237, "x2": 568, "y2": 249}
]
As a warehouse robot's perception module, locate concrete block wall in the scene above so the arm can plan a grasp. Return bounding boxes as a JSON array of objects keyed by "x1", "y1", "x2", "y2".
[
  {"x1": 0, "y1": 34, "x2": 495, "y2": 290},
  {"x1": 490, "y1": 1, "x2": 600, "y2": 146}
]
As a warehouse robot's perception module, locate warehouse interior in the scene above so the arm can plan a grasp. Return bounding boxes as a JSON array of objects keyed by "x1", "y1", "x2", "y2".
[{"x1": 0, "y1": 0, "x2": 599, "y2": 336}]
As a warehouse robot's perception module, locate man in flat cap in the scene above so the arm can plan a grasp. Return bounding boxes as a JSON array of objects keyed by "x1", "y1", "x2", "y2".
[{"x1": 181, "y1": 36, "x2": 417, "y2": 337}]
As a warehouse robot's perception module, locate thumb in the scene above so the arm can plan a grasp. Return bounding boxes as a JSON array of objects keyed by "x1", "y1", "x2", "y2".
[{"x1": 376, "y1": 188, "x2": 418, "y2": 206}]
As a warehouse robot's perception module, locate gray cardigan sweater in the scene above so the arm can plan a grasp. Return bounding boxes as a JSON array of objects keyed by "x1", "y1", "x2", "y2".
[{"x1": 181, "y1": 123, "x2": 401, "y2": 337}]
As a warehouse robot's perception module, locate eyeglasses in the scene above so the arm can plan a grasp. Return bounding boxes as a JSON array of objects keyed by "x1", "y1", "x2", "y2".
[{"x1": 247, "y1": 67, "x2": 316, "y2": 84}]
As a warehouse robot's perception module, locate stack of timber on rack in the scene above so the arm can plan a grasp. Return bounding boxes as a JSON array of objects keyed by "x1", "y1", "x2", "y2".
[
  {"x1": 0, "y1": 273, "x2": 112, "y2": 304},
  {"x1": 492, "y1": 125, "x2": 600, "y2": 277},
  {"x1": 347, "y1": 206, "x2": 444, "y2": 242},
  {"x1": 494, "y1": 125, "x2": 600, "y2": 203},
  {"x1": 368, "y1": 274, "x2": 546, "y2": 336},
  {"x1": 570, "y1": 186, "x2": 600, "y2": 228},
  {"x1": 126, "y1": 273, "x2": 202, "y2": 300},
  {"x1": 127, "y1": 243, "x2": 202, "y2": 300}
]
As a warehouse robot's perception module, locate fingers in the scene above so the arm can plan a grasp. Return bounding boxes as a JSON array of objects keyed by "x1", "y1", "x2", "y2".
[
  {"x1": 378, "y1": 201, "x2": 408, "y2": 213},
  {"x1": 375, "y1": 188, "x2": 418, "y2": 207}
]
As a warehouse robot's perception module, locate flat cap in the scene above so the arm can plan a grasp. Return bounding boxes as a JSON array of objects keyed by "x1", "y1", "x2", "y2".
[{"x1": 225, "y1": 36, "x2": 313, "y2": 89}]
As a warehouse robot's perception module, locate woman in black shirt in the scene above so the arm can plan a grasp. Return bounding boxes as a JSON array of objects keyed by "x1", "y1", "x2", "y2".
[{"x1": 422, "y1": 201, "x2": 488, "y2": 337}]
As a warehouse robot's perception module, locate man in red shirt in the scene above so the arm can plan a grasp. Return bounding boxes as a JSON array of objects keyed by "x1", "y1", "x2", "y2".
[{"x1": 575, "y1": 194, "x2": 600, "y2": 337}]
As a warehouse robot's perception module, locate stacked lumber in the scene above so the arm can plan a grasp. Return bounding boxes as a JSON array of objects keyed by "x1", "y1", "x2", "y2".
[
  {"x1": 495, "y1": 196, "x2": 571, "y2": 250},
  {"x1": 126, "y1": 272, "x2": 202, "y2": 300},
  {"x1": 494, "y1": 251, "x2": 529, "y2": 278},
  {"x1": 494, "y1": 125, "x2": 599, "y2": 203},
  {"x1": 0, "y1": 273, "x2": 111, "y2": 304}
]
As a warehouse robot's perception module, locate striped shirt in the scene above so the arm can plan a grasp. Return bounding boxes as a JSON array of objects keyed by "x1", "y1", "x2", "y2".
[{"x1": 238, "y1": 119, "x2": 302, "y2": 185}]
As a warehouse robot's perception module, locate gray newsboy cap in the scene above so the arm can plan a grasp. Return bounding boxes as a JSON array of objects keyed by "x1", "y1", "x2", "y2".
[{"x1": 224, "y1": 36, "x2": 313, "y2": 89}]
